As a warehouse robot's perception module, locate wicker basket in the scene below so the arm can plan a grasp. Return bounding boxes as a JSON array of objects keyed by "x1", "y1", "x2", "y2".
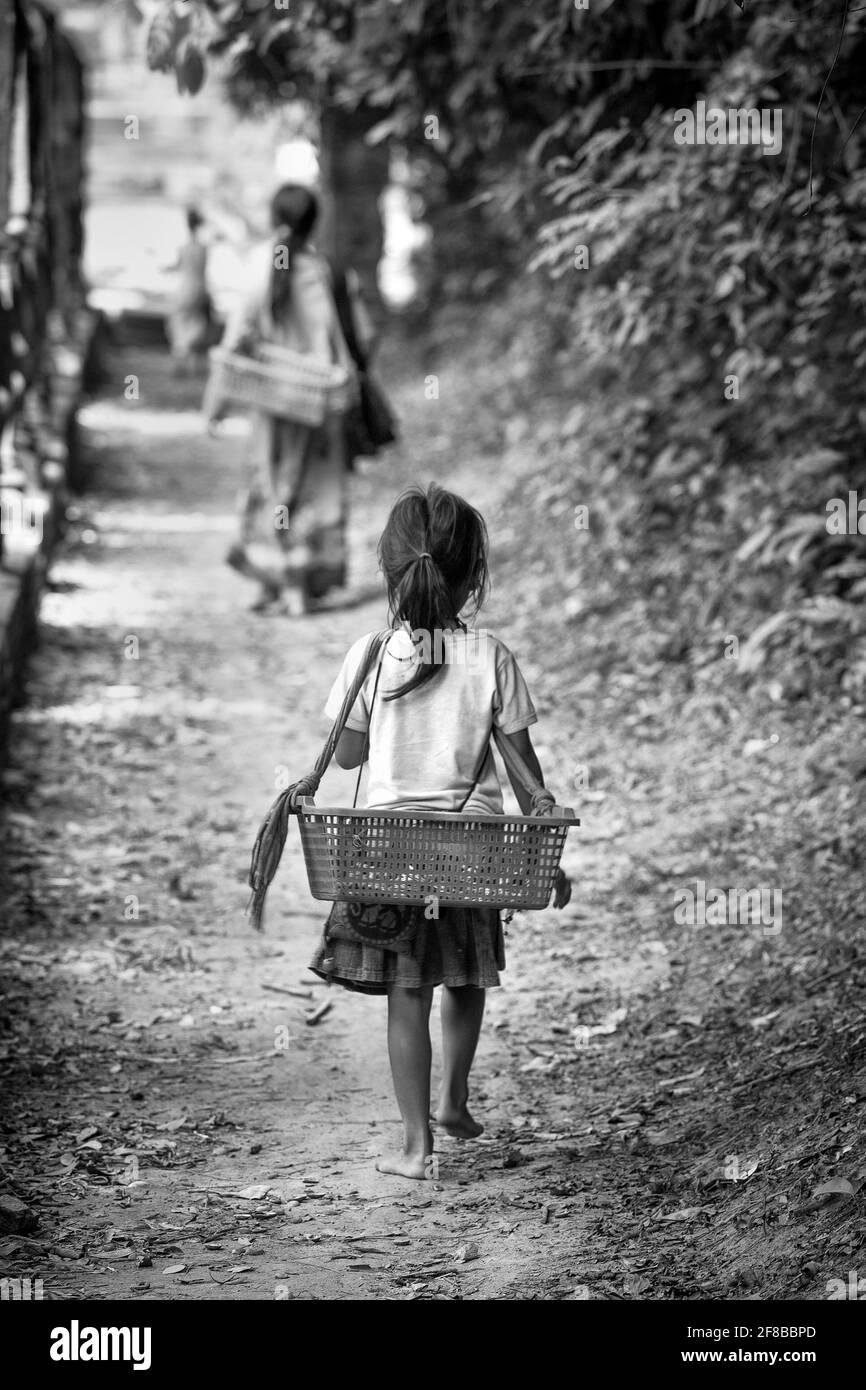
[
  {"x1": 295, "y1": 798, "x2": 576, "y2": 909},
  {"x1": 247, "y1": 631, "x2": 579, "y2": 927},
  {"x1": 204, "y1": 342, "x2": 355, "y2": 427}
]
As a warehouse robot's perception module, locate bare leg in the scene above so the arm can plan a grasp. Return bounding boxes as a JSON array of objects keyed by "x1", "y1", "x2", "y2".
[
  {"x1": 434, "y1": 986, "x2": 485, "y2": 1138},
  {"x1": 272, "y1": 419, "x2": 322, "y2": 618},
  {"x1": 277, "y1": 535, "x2": 310, "y2": 618},
  {"x1": 376, "y1": 985, "x2": 435, "y2": 1179}
]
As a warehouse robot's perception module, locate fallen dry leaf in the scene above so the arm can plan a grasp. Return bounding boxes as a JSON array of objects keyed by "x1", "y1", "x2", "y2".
[
  {"x1": 812, "y1": 1177, "x2": 855, "y2": 1200},
  {"x1": 457, "y1": 1241, "x2": 479, "y2": 1263},
  {"x1": 657, "y1": 1206, "x2": 713, "y2": 1223},
  {"x1": 645, "y1": 1128, "x2": 679, "y2": 1147}
]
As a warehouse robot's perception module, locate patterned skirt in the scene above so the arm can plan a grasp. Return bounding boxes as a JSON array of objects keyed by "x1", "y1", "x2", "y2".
[
  {"x1": 238, "y1": 412, "x2": 348, "y2": 601},
  {"x1": 308, "y1": 901, "x2": 506, "y2": 995}
]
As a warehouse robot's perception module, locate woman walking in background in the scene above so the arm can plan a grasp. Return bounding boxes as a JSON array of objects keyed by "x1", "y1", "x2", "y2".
[{"x1": 219, "y1": 184, "x2": 360, "y2": 616}]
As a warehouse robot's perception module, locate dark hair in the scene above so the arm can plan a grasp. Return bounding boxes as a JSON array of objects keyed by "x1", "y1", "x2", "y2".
[
  {"x1": 269, "y1": 184, "x2": 318, "y2": 321},
  {"x1": 186, "y1": 206, "x2": 204, "y2": 233},
  {"x1": 377, "y1": 483, "x2": 489, "y2": 700}
]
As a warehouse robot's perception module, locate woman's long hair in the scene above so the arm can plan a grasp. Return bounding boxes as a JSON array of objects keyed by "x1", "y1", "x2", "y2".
[
  {"x1": 378, "y1": 484, "x2": 489, "y2": 700},
  {"x1": 269, "y1": 184, "x2": 318, "y2": 321}
]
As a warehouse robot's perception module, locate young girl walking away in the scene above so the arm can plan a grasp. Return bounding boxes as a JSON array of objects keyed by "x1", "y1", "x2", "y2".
[{"x1": 308, "y1": 483, "x2": 571, "y2": 1179}]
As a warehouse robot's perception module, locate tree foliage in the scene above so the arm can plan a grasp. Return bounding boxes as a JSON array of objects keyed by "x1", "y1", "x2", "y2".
[{"x1": 144, "y1": 0, "x2": 866, "y2": 694}]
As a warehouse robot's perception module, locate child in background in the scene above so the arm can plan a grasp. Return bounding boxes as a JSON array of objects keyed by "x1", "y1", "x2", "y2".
[
  {"x1": 168, "y1": 206, "x2": 214, "y2": 371},
  {"x1": 309, "y1": 483, "x2": 570, "y2": 1178}
]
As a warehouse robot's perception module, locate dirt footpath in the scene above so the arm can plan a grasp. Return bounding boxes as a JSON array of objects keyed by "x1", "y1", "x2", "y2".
[
  {"x1": 1, "y1": 335, "x2": 862, "y2": 1303},
  {"x1": 0, "y1": 342, "x2": 636, "y2": 1302}
]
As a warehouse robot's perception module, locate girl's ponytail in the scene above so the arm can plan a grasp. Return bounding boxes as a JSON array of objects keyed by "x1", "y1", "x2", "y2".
[
  {"x1": 378, "y1": 484, "x2": 489, "y2": 700},
  {"x1": 267, "y1": 185, "x2": 319, "y2": 324}
]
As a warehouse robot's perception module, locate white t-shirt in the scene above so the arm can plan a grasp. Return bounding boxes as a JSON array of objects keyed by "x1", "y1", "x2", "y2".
[{"x1": 324, "y1": 627, "x2": 538, "y2": 814}]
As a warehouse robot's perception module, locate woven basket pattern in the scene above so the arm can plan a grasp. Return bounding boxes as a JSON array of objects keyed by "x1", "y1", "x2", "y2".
[
  {"x1": 206, "y1": 344, "x2": 354, "y2": 426},
  {"x1": 296, "y1": 803, "x2": 573, "y2": 909}
]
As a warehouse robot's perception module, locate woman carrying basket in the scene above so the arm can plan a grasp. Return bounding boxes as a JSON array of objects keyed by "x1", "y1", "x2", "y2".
[
  {"x1": 218, "y1": 184, "x2": 360, "y2": 616},
  {"x1": 304, "y1": 484, "x2": 571, "y2": 1178}
]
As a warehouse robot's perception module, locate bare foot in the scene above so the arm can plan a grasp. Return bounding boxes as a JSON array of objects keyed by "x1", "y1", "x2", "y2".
[
  {"x1": 225, "y1": 543, "x2": 253, "y2": 577},
  {"x1": 432, "y1": 1105, "x2": 484, "y2": 1139},
  {"x1": 249, "y1": 584, "x2": 282, "y2": 613},
  {"x1": 376, "y1": 1150, "x2": 435, "y2": 1180},
  {"x1": 282, "y1": 585, "x2": 308, "y2": 619}
]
